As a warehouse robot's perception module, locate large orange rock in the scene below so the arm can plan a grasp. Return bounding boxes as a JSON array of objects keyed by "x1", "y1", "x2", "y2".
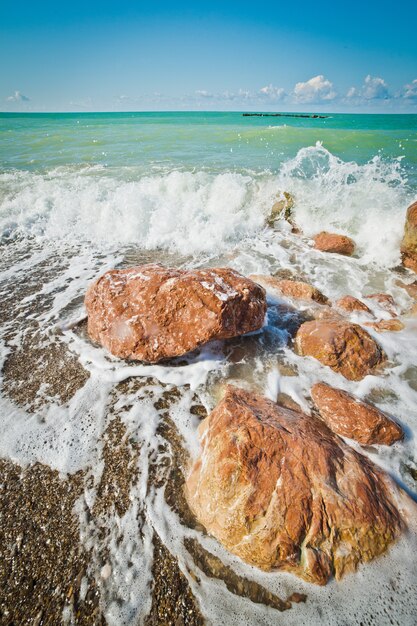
[
  {"x1": 401, "y1": 200, "x2": 417, "y2": 273},
  {"x1": 249, "y1": 275, "x2": 328, "y2": 304},
  {"x1": 313, "y1": 231, "x2": 355, "y2": 256},
  {"x1": 311, "y1": 382, "x2": 403, "y2": 445},
  {"x1": 85, "y1": 264, "x2": 267, "y2": 362},
  {"x1": 185, "y1": 386, "x2": 403, "y2": 585},
  {"x1": 295, "y1": 319, "x2": 386, "y2": 380}
]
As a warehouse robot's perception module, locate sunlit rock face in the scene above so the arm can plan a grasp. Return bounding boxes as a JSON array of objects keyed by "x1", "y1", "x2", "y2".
[
  {"x1": 401, "y1": 200, "x2": 417, "y2": 273},
  {"x1": 295, "y1": 319, "x2": 386, "y2": 380},
  {"x1": 313, "y1": 231, "x2": 355, "y2": 256},
  {"x1": 311, "y1": 382, "x2": 404, "y2": 445},
  {"x1": 364, "y1": 319, "x2": 405, "y2": 332},
  {"x1": 336, "y1": 295, "x2": 372, "y2": 314},
  {"x1": 249, "y1": 274, "x2": 329, "y2": 304},
  {"x1": 367, "y1": 292, "x2": 398, "y2": 316},
  {"x1": 85, "y1": 264, "x2": 267, "y2": 362},
  {"x1": 185, "y1": 386, "x2": 404, "y2": 585}
]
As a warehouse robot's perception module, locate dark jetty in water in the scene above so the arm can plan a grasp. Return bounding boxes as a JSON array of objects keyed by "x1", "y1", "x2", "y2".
[{"x1": 243, "y1": 113, "x2": 328, "y2": 119}]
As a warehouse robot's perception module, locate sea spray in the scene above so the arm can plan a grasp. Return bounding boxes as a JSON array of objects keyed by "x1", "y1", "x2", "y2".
[{"x1": 0, "y1": 145, "x2": 414, "y2": 266}]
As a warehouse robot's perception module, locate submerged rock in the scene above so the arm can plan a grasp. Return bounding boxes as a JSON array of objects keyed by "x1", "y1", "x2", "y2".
[
  {"x1": 185, "y1": 537, "x2": 306, "y2": 612},
  {"x1": 367, "y1": 293, "x2": 398, "y2": 316},
  {"x1": 401, "y1": 200, "x2": 417, "y2": 273},
  {"x1": 311, "y1": 382, "x2": 403, "y2": 445},
  {"x1": 396, "y1": 279, "x2": 417, "y2": 299},
  {"x1": 85, "y1": 264, "x2": 267, "y2": 362},
  {"x1": 185, "y1": 386, "x2": 404, "y2": 585},
  {"x1": 313, "y1": 231, "x2": 355, "y2": 256},
  {"x1": 311, "y1": 307, "x2": 344, "y2": 322},
  {"x1": 364, "y1": 319, "x2": 405, "y2": 332},
  {"x1": 249, "y1": 275, "x2": 328, "y2": 304},
  {"x1": 406, "y1": 302, "x2": 417, "y2": 317},
  {"x1": 336, "y1": 295, "x2": 372, "y2": 314},
  {"x1": 295, "y1": 319, "x2": 386, "y2": 380}
]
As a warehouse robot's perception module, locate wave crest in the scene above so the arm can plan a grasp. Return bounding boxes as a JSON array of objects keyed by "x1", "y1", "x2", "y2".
[{"x1": 0, "y1": 144, "x2": 413, "y2": 265}]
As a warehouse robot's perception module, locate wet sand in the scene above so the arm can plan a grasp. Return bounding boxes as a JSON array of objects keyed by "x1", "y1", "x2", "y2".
[{"x1": 1, "y1": 235, "x2": 417, "y2": 625}]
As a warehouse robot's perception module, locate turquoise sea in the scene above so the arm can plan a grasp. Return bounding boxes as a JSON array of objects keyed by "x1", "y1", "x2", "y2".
[
  {"x1": 1, "y1": 111, "x2": 417, "y2": 176},
  {"x1": 1, "y1": 111, "x2": 417, "y2": 625},
  {"x1": 1, "y1": 111, "x2": 416, "y2": 258}
]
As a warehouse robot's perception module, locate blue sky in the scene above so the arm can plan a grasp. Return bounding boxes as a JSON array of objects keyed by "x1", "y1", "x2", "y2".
[{"x1": 1, "y1": 0, "x2": 417, "y2": 112}]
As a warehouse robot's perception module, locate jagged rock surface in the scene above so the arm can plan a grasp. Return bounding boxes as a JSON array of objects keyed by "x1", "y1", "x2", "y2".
[
  {"x1": 85, "y1": 264, "x2": 267, "y2": 362},
  {"x1": 185, "y1": 386, "x2": 403, "y2": 585},
  {"x1": 311, "y1": 382, "x2": 404, "y2": 445}
]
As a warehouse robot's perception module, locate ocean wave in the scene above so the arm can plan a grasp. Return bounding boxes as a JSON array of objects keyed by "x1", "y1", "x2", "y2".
[
  {"x1": 1, "y1": 140, "x2": 417, "y2": 625},
  {"x1": 0, "y1": 144, "x2": 413, "y2": 266},
  {"x1": 275, "y1": 143, "x2": 413, "y2": 266}
]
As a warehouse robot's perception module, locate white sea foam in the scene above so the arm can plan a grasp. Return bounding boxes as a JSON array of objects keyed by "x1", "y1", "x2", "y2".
[
  {"x1": 67, "y1": 330, "x2": 226, "y2": 390},
  {"x1": 276, "y1": 143, "x2": 414, "y2": 267},
  {"x1": 1, "y1": 145, "x2": 417, "y2": 624},
  {"x1": 0, "y1": 145, "x2": 414, "y2": 266}
]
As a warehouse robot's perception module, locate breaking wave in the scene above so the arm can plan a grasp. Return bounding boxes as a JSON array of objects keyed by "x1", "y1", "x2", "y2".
[{"x1": 0, "y1": 144, "x2": 414, "y2": 265}]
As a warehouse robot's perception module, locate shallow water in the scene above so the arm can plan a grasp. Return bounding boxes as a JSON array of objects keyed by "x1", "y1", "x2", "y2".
[{"x1": 1, "y1": 112, "x2": 417, "y2": 625}]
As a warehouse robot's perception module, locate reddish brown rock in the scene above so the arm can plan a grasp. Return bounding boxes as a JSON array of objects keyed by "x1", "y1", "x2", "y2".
[
  {"x1": 275, "y1": 279, "x2": 329, "y2": 304},
  {"x1": 312, "y1": 308, "x2": 344, "y2": 322},
  {"x1": 401, "y1": 200, "x2": 417, "y2": 273},
  {"x1": 364, "y1": 319, "x2": 405, "y2": 332},
  {"x1": 185, "y1": 386, "x2": 403, "y2": 585},
  {"x1": 85, "y1": 264, "x2": 267, "y2": 362},
  {"x1": 311, "y1": 382, "x2": 403, "y2": 445},
  {"x1": 249, "y1": 275, "x2": 328, "y2": 304},
  {"x1": 396, "y1": 279, "x2": 417, "y2": 299},
  {"x1": 406, "y1": 302, "x2": 417, "y2": 317},
  {"x1": 295, "y1": 319, "x2": 386, "y2": 380},
  {"x1": 367, "y1": 293, "x2": 398, "y2": 316},
  {"x1": 336, "y1": 295, "x2": 372, "y2": 314},
  {"x1": 313, "y1": 231, "x2": 355, "y2": 256}
]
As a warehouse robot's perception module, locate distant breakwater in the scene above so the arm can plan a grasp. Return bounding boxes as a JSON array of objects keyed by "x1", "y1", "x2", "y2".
[{"x1": 242, "y1": 113, "x2": 328, "y2": 119}]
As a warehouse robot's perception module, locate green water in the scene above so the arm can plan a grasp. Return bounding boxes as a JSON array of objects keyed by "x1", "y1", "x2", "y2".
[
  {"x1": 1, "y1": 114, "x2": 417, "y2": 626},
  {"x1": 1, "y1": 112, "x2": 416, "y2": 181}
]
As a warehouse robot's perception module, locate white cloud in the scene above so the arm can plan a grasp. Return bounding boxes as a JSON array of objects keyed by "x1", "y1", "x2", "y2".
[
  {"x1": 224, "y1": 89, "x2": 252, "y2": 100},
  {"x1": 344, "y1": 76, "x2": 393, "y2": 104},
  {"x1": 346, "y1": 86, "x2": 358, "y2": 98},
  {"x1": 68, "y1": 97, "x2": 94, "y2": 110},
  {"x1": 403, "y1": 79, "x2": 417, "y2": 100},
  {"x1": 192, "y1": 86, "x2": 288, "y2": 106},
  {"x1": 362, "y1": 75, "x2": 390, "y2": 100},
  {"x1": 195, "y1": 90, "x2": 214, "y2": 98},
  {"x1": 111, "y1": 74, "x2": 417, "y2": 111},
  {"x1": 293, "y1": 75, "x2": 336, "y2": 103},
  {"x1": 6, "y1": 90, "x2": 30, "y2": 102},
  {"x1": 194, "y1": 89, "x2": 250, "y2": 101},
  {"x1": 259, "y1": 84, "x2": 286, "y2": 100}
]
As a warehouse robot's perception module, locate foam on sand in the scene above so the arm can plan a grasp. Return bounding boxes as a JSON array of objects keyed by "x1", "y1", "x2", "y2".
[{"x1": 1, "y1": 143, "x2": 417, "y2": 623}]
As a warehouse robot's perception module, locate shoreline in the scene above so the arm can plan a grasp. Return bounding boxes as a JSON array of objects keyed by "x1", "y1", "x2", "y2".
[
  {"x1": 0, "y1": 221, "x2": 416, "y2": 623},
  {"x1": 1, "y1": 111, "x2": 417, "y2": 623}
]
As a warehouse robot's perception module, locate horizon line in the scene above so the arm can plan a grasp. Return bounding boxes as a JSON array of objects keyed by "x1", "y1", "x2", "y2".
[{"x1": 1, "y1": 109, "x2": 417, "y2": 115}]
